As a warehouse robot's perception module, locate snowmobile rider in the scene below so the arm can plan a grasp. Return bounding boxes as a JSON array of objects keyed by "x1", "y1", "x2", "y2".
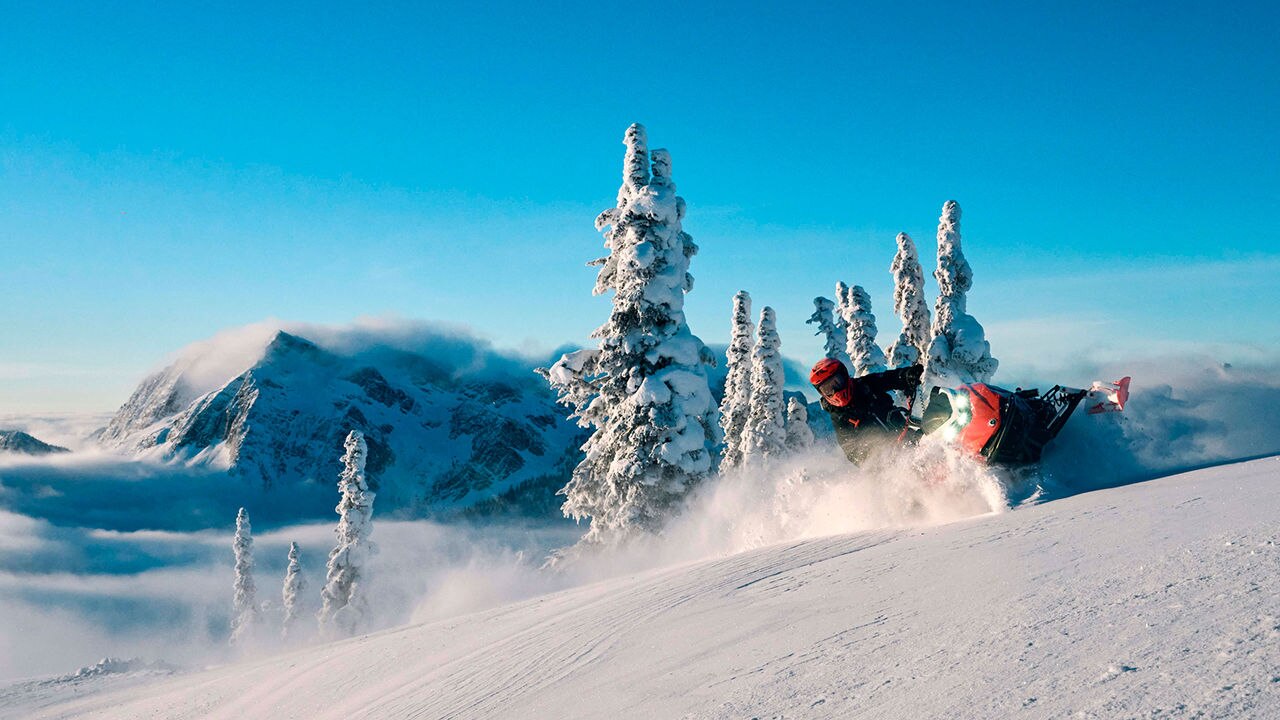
[{"x1": 810, "y1": 358, "x2": 924, "y2": 464}]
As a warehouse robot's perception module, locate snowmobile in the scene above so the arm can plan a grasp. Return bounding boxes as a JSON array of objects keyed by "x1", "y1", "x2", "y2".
[{"x1": 915, "y1": 377, "x2": 1130, "y2": 465}]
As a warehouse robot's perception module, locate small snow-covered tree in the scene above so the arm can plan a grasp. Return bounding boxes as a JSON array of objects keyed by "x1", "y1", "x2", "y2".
[
  {"x1": 887, "y1": 232, "x2": 932, "y2": 369},
  {"x1": 318, "y1": 430, "x2": 376, "y2": 638},
  {"x1": 841, "y1": 285, "x2": 888, "y2": 377},
  {"x1": 925, "y1": 201, "x2": 998, "y2": 388},
  {"x1": 229, "y1": 507, "x2": 258, "y2": 646},
  {"x1": 539, "y1": 124, "x2": 719, "y2": 545},
  {"x1": 741, "y1": 306, "x2": 786, "y2": 463},
  {"x1": 784, "y1": 396, "x2": 815, "y2": 453},
  {"x1": 806, "y1": 296, "x2": 851, "y2": 371},
  {"x1": 281, "y1": 541, "x2": 306, "y2": 642},
  {"x1": 719, "y1": 290, "x2": 754, "y2": 470}
]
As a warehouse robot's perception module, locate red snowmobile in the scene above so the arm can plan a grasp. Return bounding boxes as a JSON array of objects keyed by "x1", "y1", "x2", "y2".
[{"x1": 917, "y1": 377, "x2": 1130, "y2": 465}]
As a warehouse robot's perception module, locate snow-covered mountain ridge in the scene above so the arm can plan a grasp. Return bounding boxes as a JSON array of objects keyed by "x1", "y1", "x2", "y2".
[
  {"x1": 0, "y1": 430, "x2": 69, "y2": 455},
  {"x1": 97, "y1": 327, "x2": 586, "y2": 516},
  {"x1": 17, "y1": 456, "x2": 1278, "y2": 719}
]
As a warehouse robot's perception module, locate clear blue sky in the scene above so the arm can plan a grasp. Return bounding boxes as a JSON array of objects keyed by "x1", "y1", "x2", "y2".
[{"x1": 2, "y1": 1, "x2": 1278, "y2": 412}]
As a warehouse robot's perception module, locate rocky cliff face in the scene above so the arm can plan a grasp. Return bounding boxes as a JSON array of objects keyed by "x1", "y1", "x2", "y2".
[
  {"x1": 100, "y1": 330, "x2": 586, "y2": 517},
  {"x1": 0, "y1": 430, "x2": 70, "y2": 455}
]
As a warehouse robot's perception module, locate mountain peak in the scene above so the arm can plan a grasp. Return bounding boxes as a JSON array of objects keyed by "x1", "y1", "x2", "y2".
[
  {"x1": 97, "y1": 327, "x2": 587, "y2": 518},
  {"x1": 0, "y1": 430, "x2": 70, "y2": 455},
  {"x1": 263, "y1": 330, "x2": 323, "y2": 359}
]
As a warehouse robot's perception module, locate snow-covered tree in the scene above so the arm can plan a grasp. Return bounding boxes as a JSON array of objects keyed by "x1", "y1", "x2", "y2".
[
  {"x1": 229, "y1": 507, "x2": 258, "y2": 646},
  {"x1": 719, "y1": 290, "x2": 754, "y2": 471},
  {"x1": 833, "y1": 281, "x2": 852, "y2": 336},
  {"x1": 841, "y1": 285, "x2": 888, "y2": 377},
  {"x1": 806, "y1": 296, "x2": 851, "y2": 371},
  {"x1": 281, "y1": 541, "x2": 306, "y2": 642},
  {"x1": 887, "y1": 232, "x2": 932, "y2": 369},
  {"x1": 741, "y1": 306, "x2": 786, "y2": 463},
  {"x1": 784, "y1": 396, "x2": 815, "y2": 453},
  {"x1": 318, "y1": 430, "x2": 376, "y2": 638},
  {"x1": 925, "y1": 201, "x2": 998, "y2": 388},
  {"x1": 539, "y1": 124, "x2": 720, "y2": 545}
]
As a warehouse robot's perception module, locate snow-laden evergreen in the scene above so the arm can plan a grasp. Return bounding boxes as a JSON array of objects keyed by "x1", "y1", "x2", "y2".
[
  {"x1": 740, "y1": 307, "x2": 786, "y2": 464},
  {"x1": 887, "y1": 232, "x2": 932, "y2": 369},
  {"x1": 805, "y1": 296, "x2": 851, "y2": 371},
  {"x1": 719, "y1": 290, "x2": 755, "y2": 471},
  {"x1": 833, "y1": 281, "x2": 851, "y2": 338},
  {"x1": 540, "y1": 124, "x2": 720, "y2": 545},
  {"x1": 318, "y1": 430, "x2": 376, "y2": 638},
  {"x1": 784, "y1": 396, "x2": 814, "y2": 453},
  {"x1": 229, "y1": 507, "x2": 257, "y2": 646},
  {"x1": 925, "y1": 201, "x2": 998, "y2": 388},
  {"x1": 841, "y1": 285, "x2": 888, "y2": 377},
  {"x1": 281, "y1": 541, "x2": 306, "y2": 642}
]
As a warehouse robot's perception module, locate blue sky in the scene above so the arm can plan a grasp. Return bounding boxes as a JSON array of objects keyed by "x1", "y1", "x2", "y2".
[{"x1": 2, "y1": 1, "x2": 1278, "y2": 412}]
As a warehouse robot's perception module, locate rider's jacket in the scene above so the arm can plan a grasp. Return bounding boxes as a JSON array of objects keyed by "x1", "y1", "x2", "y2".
[{"x1": 819, "y1": 365, "x2": 921, "y2": 464}]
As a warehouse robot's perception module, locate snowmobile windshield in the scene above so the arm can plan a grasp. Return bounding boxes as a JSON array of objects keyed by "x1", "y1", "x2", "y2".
[
  {"x1": 921, "y1": 387, "x2": 973, "y2": 439},
  {"x1": 921, "y1": 389, "x2": 953, "y2": 434}
]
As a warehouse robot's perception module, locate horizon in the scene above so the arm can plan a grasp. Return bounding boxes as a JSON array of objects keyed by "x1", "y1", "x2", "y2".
[{"x1": 3, "y1": 2, "x2": 1278, "y2": 413}]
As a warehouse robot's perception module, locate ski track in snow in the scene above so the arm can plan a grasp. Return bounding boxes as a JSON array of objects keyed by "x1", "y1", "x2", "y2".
[{"x1": 7, "y1": 457, "x2": 1280, "y2": 719}]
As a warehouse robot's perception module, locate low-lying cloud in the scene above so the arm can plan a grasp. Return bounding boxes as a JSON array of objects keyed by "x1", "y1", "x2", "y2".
[{"x1": 0, "y1": 510, "x2": 580, "y2": 683}]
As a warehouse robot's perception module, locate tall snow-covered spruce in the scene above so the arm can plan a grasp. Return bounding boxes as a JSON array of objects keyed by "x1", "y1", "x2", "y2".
[
  {"x1": 540, "y1": 124, "x2": 719, "y2": 545},
  {"x1": 925, "y1": 201, "x2": 998, "y2": 388},
  {"x1": 833, "y1": 281, "x2": 852, "y2": 334},
  {"x1": 719, "y1": 290, "x2": 754, "y2": 471},
  {"x1": 281, "y1": 542, "x2": 306, "y2": 642},
  {"x1": 806, "y1": 296, "x2": 851, "y2": 371},
  {"x1": 229, "y1": 507, "x2": 258, "y2": 646},
  {"x1": 887, "y1": 232, "x2": 932, "y2": 369},
  {"x1": 784, "y1": 396, "x2": 815, "y2": 453},
  {"x1": 842, "y1": 285, "x2": 888, "y2": 377},
  {"x1": 740, "y1": 306, "x2": 786, "y2": 464},
  {"x1": 318, "y1": 430, "x2": 376, "y2": 638}
]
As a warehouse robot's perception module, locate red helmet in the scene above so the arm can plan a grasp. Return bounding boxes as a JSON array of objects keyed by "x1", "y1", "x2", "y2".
[{"x1": 810, "y1": 358, "x2": 852, "y2": 407}]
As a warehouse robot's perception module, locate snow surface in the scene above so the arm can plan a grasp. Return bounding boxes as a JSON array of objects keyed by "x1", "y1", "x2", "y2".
[{"x1": 10, "y1": 456, "x2": 1278, "y2": 719}]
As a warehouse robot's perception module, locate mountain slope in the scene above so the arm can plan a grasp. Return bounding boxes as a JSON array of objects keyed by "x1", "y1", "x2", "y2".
[
  {"x1": 18, "y1": 456, "x2": 1279, "y2": 719},
  {"x1": 0, "y1": 431, "x2": 69, "y2": 455},
  {"x1": 98, "y1": 328, "x2": 586, "y2": 516}
]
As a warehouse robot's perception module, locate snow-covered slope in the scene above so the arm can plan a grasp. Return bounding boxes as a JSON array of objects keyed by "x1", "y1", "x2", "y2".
[
  {"x1": 98, "y1": 328, "x2": 585, "y2": 516},
  {"x1": 16, "y1": 457, "x2": 1278, "y2": 719},
  {"x1": 0, "y1": 430, "x2": 69, "y2": 455}
]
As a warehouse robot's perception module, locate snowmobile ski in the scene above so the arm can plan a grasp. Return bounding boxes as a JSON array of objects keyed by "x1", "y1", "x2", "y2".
[{"x1": 1086, "y1": 376, "x2": 1131, "y2": 414}]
